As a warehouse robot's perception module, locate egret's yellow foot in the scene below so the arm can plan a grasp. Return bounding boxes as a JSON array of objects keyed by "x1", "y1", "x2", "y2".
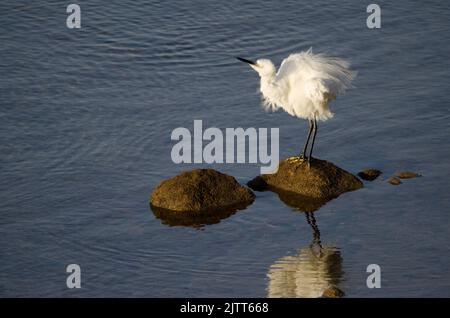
[{"x1": 286, "y1": 155, "x2": 307, "y2": 163}]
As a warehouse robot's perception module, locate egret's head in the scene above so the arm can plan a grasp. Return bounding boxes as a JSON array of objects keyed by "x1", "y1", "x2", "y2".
[{"x1": 236, "y1": 57, "x2": 276, "y2": 78}]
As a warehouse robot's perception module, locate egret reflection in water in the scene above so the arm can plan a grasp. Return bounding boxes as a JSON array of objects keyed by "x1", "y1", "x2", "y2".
[
  {"x1": 266, "y1": 186, "x2": 345, "y2": 298},
  {"x1": 267, "y1": 212, "x2": 343, "y2": 298}
]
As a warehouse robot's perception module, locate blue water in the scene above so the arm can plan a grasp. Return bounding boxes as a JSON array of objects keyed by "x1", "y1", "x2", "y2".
[{"x1": 1, "y1": 0, "x2": 450, "y2": 297}]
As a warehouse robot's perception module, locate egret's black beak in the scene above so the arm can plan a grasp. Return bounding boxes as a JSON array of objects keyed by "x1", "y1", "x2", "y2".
[{"x1": 236, "y1": 57, "x2": 257, "y2": 66}]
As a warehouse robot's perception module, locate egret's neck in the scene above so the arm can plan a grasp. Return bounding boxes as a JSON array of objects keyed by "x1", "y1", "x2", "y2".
[
  {"x1": 260, "y1": 73, "x2": 278, "y2": 102},
  {"x1": 260, "y1": 73, "x2": 275, "y2": 86}
]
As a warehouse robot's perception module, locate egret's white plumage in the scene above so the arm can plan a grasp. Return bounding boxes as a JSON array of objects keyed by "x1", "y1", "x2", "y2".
[
  {"x1": 237, "y1": 48, "x2": 357, "y2": 160},
  {"x1": 250, "y1": 48, "x2": 356, "y2": 121}
]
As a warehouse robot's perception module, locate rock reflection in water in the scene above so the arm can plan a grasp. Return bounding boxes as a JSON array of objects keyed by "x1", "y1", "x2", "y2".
[{"x1": 150, "y1": 203, "x2": 244, "y2": 228}]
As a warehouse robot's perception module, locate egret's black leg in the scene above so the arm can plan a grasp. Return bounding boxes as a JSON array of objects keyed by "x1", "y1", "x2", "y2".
[
  {"x1": 306, "y1": 212, "x2": 323, "y2": 253},
  {"x1": 300, "y1": 119, "x2": 313, "y2": 159},
  {"x1": 308, "y1": 118, "x2": 317, "y2": 162}
]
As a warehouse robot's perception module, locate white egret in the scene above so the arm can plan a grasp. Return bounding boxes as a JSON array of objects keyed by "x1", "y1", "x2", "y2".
[{"x1": 237, "y1": 48, "x2": 356, "y2": 162}]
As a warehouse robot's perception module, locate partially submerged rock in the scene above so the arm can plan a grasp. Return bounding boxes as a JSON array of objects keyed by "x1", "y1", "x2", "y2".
[
  {"x1": 388, "y1": 176, "x2": 402, "y2": 185},
  {"x1": 322, "y1": 286, "x2": 345, "y2": 298},
  {"x1": 394, "y1": 171, "x2": 421, "y2": 179},
  {"x1": 150, "y1": 169, "x2": 254, "y2": 226},
  {"x1": 357, "y1": 169, "x2": 382, "y2": 181},
  {"x1": 248, "y1": 157, "x2": 363, "y2": 201}
]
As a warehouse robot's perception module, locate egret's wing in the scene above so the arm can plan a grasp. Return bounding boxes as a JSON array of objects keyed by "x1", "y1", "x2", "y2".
[
  {"x1": 275, "y1": 52, "x2": 307, "y2": 83},
  {"x1": 275, "y1": 48, "x2": 314, "y2": 81},
  {"x1": 276, "y1": 49, "x2": 356, "y2": 99}
]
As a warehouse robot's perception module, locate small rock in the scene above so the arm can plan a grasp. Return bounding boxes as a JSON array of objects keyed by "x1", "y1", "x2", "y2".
[
  {"x1": 248, "y1": 157, "x2": 363, "y2": 200},
  {"x1": 322, "y1": 286, "x2": 345, "y2": 298},
  {"x1": 388, "y1": 176, "x2": 402, "y2": 185},
  {"x1": 357, "y1": 169, "x2": 382, "y2": 181},
  {"x1": 247, "y1": 176, "x2": 267, "y2": 192},
  {"x1": 150, "y1": 169, "x2": 254, "y2": 214},
  {"x1": 395, "y1": 171, "x2": 421, "y2": 179}
]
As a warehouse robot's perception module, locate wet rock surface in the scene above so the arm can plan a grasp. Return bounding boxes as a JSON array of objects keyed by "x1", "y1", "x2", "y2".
[
  {"x1": 357, "y1": 169, "x2": 382, "y2": 181},
  {"x1": 150, "y1": 169, "x2": 254, "y2": 226},
  {"x1": 248, "y1": 157, "x2": 363, "y2": 200}
]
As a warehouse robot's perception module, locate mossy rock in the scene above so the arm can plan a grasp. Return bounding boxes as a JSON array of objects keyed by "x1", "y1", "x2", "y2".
[
  {"x1": 248, "y1": 157, "x2": 363, "y2": 200},
  {"x1": 150, "y1": 169, "x2": 255, "y2": 225}
]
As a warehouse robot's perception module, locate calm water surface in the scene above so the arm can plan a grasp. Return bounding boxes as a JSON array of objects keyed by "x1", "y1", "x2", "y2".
[{"x1": 1, "y1": 0, "x2": 450, "y2": 297}]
